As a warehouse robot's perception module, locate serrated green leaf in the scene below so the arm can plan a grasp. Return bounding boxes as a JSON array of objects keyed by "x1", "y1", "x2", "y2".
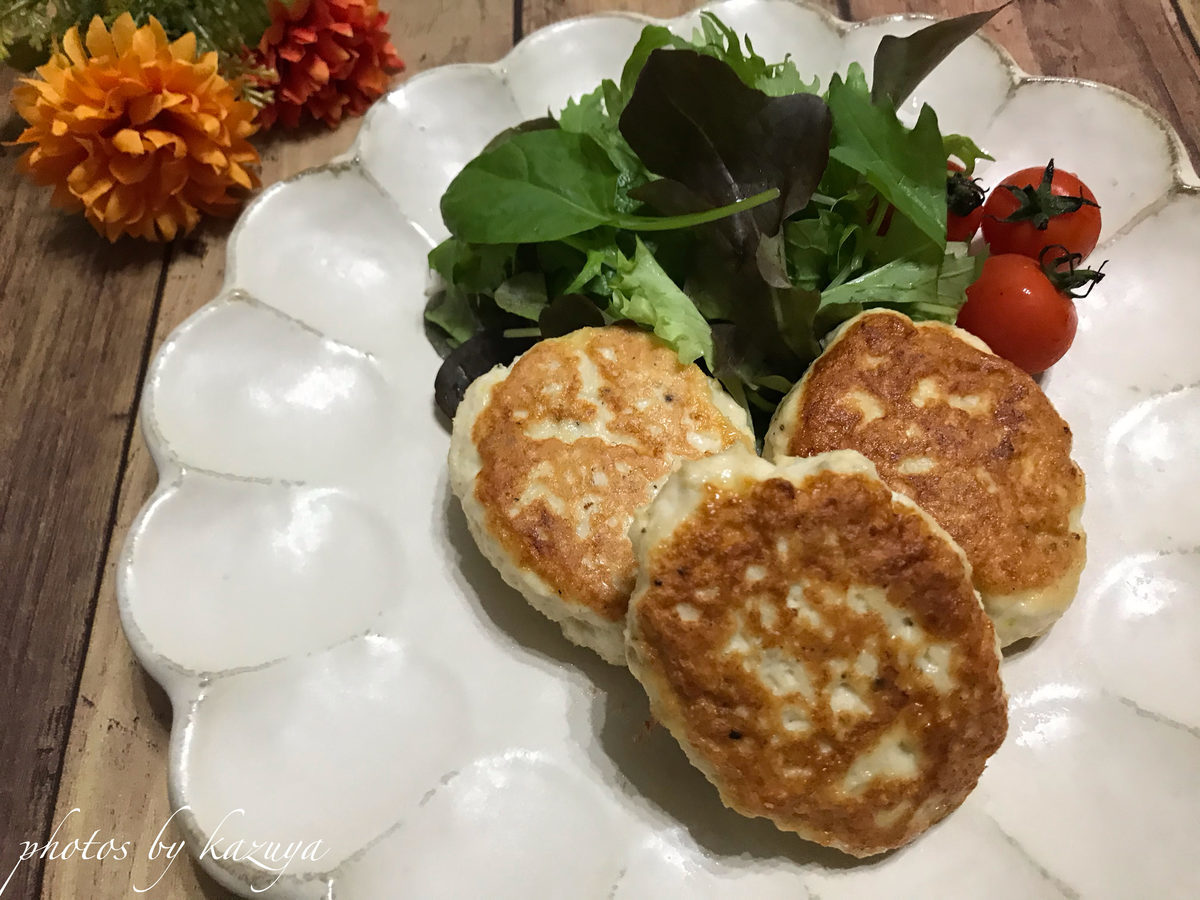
[
  {"x1": 819, "y1": 243, "x2": 983, "y2": 318},
  {"x1": 943, "y1": 133, "x2": 995, "y2": 174},
  {"x1": 826, "y1": 64, "x2": 947, "y2": 248}
]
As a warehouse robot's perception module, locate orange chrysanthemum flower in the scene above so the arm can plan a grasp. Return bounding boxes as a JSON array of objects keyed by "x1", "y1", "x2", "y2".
[
  {"x1": 10, "y1": 15, "x2": 261, "y2": 242},
  {"x1": 256, "y1": 0, "x2": 404, "y2": 130}
]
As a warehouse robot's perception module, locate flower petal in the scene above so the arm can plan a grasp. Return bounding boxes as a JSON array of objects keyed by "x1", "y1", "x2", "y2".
[
  {"x1": 104, "y1": 215, "x2": 126, "y2": 242},
  {"x1": 158, "y1": 160, "x2": 190, "y2": 198},
  {"x1": 128, "y1": 93, "x2": 165, "y2": 126},
  {"x1": 144, "y1": 129, "x2": 187, "y2": 156},
  {"x1": 194, "y1": 144, "x2": 228, "y2": 167},
  {"x1": 227, "y1": 161, "x2": 253, "y2": 190},
  {"x1": 20, "y1": 77, "x2": 64, "y2": 106},
  {"x1": 109, "y1": 152, "x2": 156, "y2": 186},
  {"x1": 131, "y1": 23, "x2": 159, "y2": 64},
  {"x1": 62, "y1": 26, "x2": 88, "y2": 66},
  {"x1": 85, "y1": 17, "x2": 116, "y2": 59},
  {"x1": 67, "y1": 159, "x2": 99, "y2": 193},
  {"x1": 169, "y1": 32, "x2": 197, "y2": 61},
  {"x1": 182, "y1": 201, "x2": 201, "y2": 232},
  {"x1": 159, "y1": 91, "x2": 189, "y2": 110},
  {"x1": 196, "y1": 113, "x2": 222, "y2": 137},
  {"x1": 77, "y1": 175, "x2": 114, "y2": 206},
  {"x1": 196, "y1": 51, "x2": 220, "y2": 78},
  {"x1": 104, "y1": 186, "x2": 129, "y2": 222},
  {"x1": 147, "y1": 17, "x2": 170, "y2": 51},
  {"x1": 156, "y1": 213, "x2": 179, "y2": 241},
  {"x1": 14, "y1": 11, "x2": 257, "y2": 242},
  {"x1": 112, "y1": 128, "x2": 146, "y2": 155},
  {"x1": 308, "y1": 55, "x2": 331, "y2": 85},
  {"x1": 110, "y1": 13, "x2": 137, "y2": 54},
  {"x1": 316, "y1": 32, "x2": 352, "y2": 66}
]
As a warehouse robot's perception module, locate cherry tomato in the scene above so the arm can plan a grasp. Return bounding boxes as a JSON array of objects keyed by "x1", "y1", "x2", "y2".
[
  {"x1": 981, "y1": 161, "x2": 1101, "y2": 261},
  {"x1": 946, "y1": 161, "x2": 985, "y2": 242},
  {"x1": 947, "y1": 204, "x2": 984, "y2": 242},
  {"x1": 956, "y1": 254, "x2": 1078, "y2": 374}
]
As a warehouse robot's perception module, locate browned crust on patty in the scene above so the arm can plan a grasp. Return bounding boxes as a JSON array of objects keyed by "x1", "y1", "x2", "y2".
[
  {"x1": 472, "y1": 326, "x2": 750, "y2": 622},
  {"x1": 779, "y1": 312, "x2": 1085, "y2": 598},
  {"x1": 627, "y1": 468, "x2": 1007, "y2": 857}
]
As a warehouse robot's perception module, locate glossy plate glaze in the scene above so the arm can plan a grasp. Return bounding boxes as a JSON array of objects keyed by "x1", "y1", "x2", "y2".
[{"x1": 119, "y1": 2, "x2": 1200, "y2": 897}]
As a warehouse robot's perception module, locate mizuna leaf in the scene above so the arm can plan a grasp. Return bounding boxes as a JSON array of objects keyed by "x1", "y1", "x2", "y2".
[
  {"x1": 826, "y1": 65, "x2": 947, "y2": 248},
  {"x1": 943, "y1": 132, "x2": 994, "y2": 174},
  {"x1": 617, "y1": 14, "x2": 817, "y2": 102}
]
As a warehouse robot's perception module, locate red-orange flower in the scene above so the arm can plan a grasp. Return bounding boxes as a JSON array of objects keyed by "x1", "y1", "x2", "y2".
[
  {"x1": 256, "y1": 0, "x2": 404, "y2": 130},
  {"x1": 9, "y1": 15, "x2": 261, "y2": 242}
]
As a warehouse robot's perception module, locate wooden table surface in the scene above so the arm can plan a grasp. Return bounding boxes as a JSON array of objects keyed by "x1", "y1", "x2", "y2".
[{"x1": 1, "y1": 0, "x2": 1197, "y2": 896}]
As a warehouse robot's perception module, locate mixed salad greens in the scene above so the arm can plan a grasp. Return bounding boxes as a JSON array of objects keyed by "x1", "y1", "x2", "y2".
[{"x1": 425, "y1": 7, "x2": 1005, "y2": 433}]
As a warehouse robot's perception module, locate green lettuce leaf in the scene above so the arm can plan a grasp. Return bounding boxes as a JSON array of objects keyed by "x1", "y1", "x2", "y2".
[{"x1": 609, "y1": 238, "x2": 714, "y2": 365}]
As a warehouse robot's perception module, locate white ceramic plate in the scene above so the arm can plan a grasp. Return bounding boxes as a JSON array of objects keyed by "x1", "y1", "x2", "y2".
[{"x1": 119, "y1": 2, "x2": 1200, "y2": 897}]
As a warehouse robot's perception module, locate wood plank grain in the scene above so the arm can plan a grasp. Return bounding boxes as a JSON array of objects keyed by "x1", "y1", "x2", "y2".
[
  {"x1": 523, "y1": 0, "x2": 709, "y2": 31},
  {"x1": 396, "y1": 0, "x2": 517, "y2": 68},
  {"x1": 520, "y1": 0, "x2": 1030, "y2": 67},
  {"x1": 844, "y1": 1, "x2": 1037, "y2": 71},
  {"x1": 42, "y1": 1, "x2": 514, "y2": 897},
  {"x1": 846, "y1": 0, "x2": 1200, "y2": 165},
  {"x1": 1172, "y1": 0, "x2": 1200, "y2": 59},
  {"x1": 0, "y1": 68, "x2": 170, "y2": 900},
  {"x1": 1018, "y1": 0, "x2": 1200, "y2": 164}
]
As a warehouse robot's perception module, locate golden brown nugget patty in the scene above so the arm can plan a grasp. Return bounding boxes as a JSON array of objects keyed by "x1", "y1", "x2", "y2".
[
  {"x1": 449, "y1": 326, "x2": 753, "y2": 663},
  {"x1": 625, "y1": 450, "x2": 1007, "y2": 857},
  {"x1": 764, "y1": 310, "x2": 1086, "y2": 645}
]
